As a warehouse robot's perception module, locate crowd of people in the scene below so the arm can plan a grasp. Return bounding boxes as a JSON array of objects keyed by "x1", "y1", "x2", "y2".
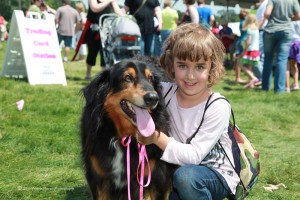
[
  {"x1": 2, "y1": 0, "x2": 300, "y2": 91},
  {"x1": 195, "y1": 0, "x2": 300, "y2": 93}
]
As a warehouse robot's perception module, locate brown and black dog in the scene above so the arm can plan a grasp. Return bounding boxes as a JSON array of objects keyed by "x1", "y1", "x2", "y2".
[{"x1": 80, "y1": 59, "x2": 173, "y2": 200}]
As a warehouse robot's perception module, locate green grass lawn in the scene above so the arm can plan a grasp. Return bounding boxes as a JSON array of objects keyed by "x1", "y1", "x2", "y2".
[{"x1": 0, "y1": 41, "x2": 300, "y2": 200}]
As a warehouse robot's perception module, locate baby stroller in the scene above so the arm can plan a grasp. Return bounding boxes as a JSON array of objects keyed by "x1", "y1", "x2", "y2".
[{"x1": 99, "y1": 14, "x2": 141, "y2": 67}]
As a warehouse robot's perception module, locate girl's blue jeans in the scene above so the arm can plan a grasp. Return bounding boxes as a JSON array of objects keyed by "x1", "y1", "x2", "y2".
[
  {"x1": 169, "y1": 165, "x2": 230, "y2": 200},
  {"x1": 262, "y1": 30, "x2": 292, "y2": 93}
]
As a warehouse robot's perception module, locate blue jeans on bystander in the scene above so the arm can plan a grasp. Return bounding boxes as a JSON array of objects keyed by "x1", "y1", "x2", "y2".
[
  {"x1": 161, "y1": 30, "x2": 172, "y2": 45},
  {"x1": 140, "y1": 33, "x2": 154, "y2": 56},
  {"x1": 262, "y1": 30, "x2": 292, "y2": 93},
  {"x1": 152, "y1": 32, "x2": 162, "y2": 57},
  {"x1": 169, "y1": 165, "x2": 230, "y2": 200},
  {"x1": 253, "y1": 30, "x2": 264, "y2": 81}
]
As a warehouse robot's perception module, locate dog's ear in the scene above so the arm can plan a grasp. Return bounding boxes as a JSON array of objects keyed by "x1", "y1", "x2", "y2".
[{"x1": 82, "y1": 68, "x2": 111, "y2": 105}]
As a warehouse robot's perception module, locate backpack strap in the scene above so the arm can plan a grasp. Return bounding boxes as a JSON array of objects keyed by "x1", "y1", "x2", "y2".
[
  {"x1": 206, "y1": 97, "x2": 236, "y2": 127},
  {"x1": 163, "y1": 85, "x2": 173, "y2": 100},
  {"x1": 164, "y1": 85, "x2": 178, "y2": 108},
  {"x1": 186, "y1": 93, "x2": 214, "y2": 144},
  {"x1": 133, "y1": 0, "x2": 146, "y2": 16},
  {"x1": 197, "y1": 97, "x2": 238, "y2": 167},
  {"x1": 189, "y1": 96, "x2": 239, "y2": 197},
  {"x1": 200, "y1": 97, "x2": 247, "y2": 192}
]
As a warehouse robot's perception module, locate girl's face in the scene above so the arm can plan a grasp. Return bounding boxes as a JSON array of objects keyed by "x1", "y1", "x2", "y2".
[{"x1": 173, "y1": 57, "x2": 211, "y2": 99}]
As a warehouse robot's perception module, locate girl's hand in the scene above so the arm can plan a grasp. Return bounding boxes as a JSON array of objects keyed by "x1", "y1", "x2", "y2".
[{"x1": 137, "y1": 131, "x2": 158, "y2": 145}]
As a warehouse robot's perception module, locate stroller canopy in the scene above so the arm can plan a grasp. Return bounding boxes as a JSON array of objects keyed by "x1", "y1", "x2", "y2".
[{"x1": 111, "y1": 15, "x2": 141, "y2": 38}]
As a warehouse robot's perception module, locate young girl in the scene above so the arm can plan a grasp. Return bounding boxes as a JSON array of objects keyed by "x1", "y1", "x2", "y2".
[
  {"x1": 237, "y1": 13, "x2": 261, "y2": 88},
  {"x1": 138, "y1": 23, "x2": 239, "y2": 199},
  {"x1": 211, "y1": 20, "x2": 220, "y2": 37}
]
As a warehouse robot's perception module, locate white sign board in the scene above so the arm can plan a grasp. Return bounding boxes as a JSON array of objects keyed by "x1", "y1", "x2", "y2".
[{"x1": 1, "y1": 10, "x2": 67, "y2": 85}]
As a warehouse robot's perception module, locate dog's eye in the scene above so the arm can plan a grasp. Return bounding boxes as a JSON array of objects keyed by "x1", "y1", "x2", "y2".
[
  {"x1": 148, "y1": 75, "x2": 154, "y2": 82},
  {"x1": 124, "y1": 74, "x2": 134, "y2": 82}
]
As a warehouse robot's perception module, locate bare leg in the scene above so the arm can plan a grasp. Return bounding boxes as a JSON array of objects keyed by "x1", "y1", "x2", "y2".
[
  {"x1": 235, "y1": 60, "x2": 247, "y2": 83},
  {"x1": 79, "y1": 54, "x2": 85, "y2": 61},
  {"x1": 64, "y1": 47, "x2": 70, "y2": 60},
  {"x1": 286, "y1": 59, "x2": 292, "y2": 91},
  {"x1": 240, "y1": 63, "x2": 257, "y2": 80},
  {"x1": 292, "y1": 61, "x2": 299, "y2": 86},
  {"x1": 86, "y1": 64, "x2": 93, "y2": 80},
  {"x1": 240, "y1": 64, "x2": 260, "y2": 88},
  {"x1": 290, "y1": 59, "x2": 299, "y2": 90}
]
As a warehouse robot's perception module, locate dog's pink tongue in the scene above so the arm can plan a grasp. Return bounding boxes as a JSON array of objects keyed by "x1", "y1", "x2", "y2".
[{"x1": 132, "y1": 105, "x2": 155, "y2": 137}]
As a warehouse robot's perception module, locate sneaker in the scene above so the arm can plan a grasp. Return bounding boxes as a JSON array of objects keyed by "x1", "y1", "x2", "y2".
[
  {"x1": 63, "y1": 57, "x2": 68, "y2": 62},
  {"x1": 290, "y1": 84, "x2": 299, "y2": 91},
  {"x1": 85, "y1": 76, "x2": 91, "y2": 80},
  {"x1": 286, "y1": 87, "x2": 291, "y2": 93}
]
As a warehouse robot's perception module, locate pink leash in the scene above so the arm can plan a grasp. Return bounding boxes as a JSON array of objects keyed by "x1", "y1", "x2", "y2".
[{"x1": 121, "y1": 136, "x2": 151, "y2": 200}]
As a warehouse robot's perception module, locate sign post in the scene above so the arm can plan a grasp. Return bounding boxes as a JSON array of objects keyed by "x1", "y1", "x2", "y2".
[{"x1": 1, "y1": 10, "x2": 67, "y2": 85}]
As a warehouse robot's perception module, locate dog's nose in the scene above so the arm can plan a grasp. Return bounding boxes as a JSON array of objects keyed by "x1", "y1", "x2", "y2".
[{"x1": 144, "y1": 92, "x2": 159, "y2": 107}]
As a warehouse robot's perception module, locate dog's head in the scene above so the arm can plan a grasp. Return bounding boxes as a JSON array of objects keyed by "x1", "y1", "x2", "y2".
[{"x1": 82, "y1": 59, "x2": 167, "y2": 138}]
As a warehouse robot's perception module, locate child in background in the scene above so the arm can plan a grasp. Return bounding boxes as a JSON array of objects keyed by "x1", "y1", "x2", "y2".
[
  {"x1": 211, "y1": 20, "x2": 220, "y2": 36},
  {"x1": 286, "y1": 21, "x2": 300, "y2": 92},
  {"x1": 236, "y1": 13, "x2": 260, "y2": 88},
  {"x1": 138, "y1": 23, "x2": 239, "y2": 199},
  {"x1": 234, "y1": 9, "x2": 249, "y2": 83}
]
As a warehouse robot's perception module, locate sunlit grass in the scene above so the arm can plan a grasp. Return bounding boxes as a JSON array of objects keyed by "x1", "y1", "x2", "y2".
[{"x1": 1, "y1": 41, "x2": 300, "y2": 199}]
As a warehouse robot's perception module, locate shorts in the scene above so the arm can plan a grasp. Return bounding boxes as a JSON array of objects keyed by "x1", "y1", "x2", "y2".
[
  {"x1": 85, "y1": 28, "x2": 105, "y2": 66},
  {"x1": 57, "y1": 34, "x2": 73, "y2": 47},
  {"x1": 288, "y1": 42, "x2": 300, "y2": 63}
]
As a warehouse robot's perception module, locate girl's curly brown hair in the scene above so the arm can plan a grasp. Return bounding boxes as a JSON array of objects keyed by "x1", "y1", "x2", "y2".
[{"x1": 160, "y1": 23, "x2": 225, "y2": 88}]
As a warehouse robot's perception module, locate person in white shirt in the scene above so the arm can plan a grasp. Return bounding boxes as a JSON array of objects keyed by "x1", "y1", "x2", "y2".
[
  {"x1": 138, "y1": 23, "x2": 239, "y2": 200},
  {"x1": 181, "y1": 0, "x2": 199, "y2": 24},
  {"x1": 74, "y1": 2, "x2": 87, "y2": 62}
]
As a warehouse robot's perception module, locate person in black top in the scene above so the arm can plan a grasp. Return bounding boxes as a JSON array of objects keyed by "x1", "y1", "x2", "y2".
[
  {"x1": 123, "y1": 0, "x2": 162, "y2": 56},
  {"x1": 84, "y1": 0, "x2": 123, "y2": 80}
]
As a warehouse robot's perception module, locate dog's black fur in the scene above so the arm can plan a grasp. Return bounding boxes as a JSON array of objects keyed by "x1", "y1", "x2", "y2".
[{"x1": 80, "y1": 59, "x2": 173, "y2": 200}]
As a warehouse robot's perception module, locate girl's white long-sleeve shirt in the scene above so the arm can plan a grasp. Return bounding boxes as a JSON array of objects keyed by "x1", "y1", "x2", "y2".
[{"x1": 160, "y1": 82, "x2": 240, "y2": 194}]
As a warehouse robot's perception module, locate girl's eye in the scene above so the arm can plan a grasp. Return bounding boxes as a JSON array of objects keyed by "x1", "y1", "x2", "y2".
[
  {"x1": 178, "y1": 64, "x2": 186, "y2": 69},
  {"x1": 196, "y1": 64, "x2": 205, "y2": 70},
  {"x1": 124, "y1": 74, "x2": 133, "y2": 82}
]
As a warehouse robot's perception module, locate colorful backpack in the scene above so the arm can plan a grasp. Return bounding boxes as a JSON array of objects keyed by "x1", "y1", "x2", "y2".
[{"x1": 186, "y1": 94, "x2": 260, "y2": 200}]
